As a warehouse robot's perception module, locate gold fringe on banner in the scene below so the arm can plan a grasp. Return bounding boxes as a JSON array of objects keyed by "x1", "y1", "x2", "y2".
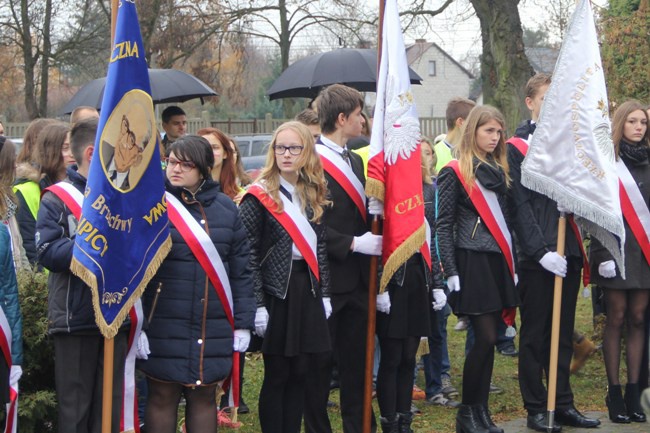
[
  {"x1": 71, "y1": 235, "x2": 172, "y2": 339},
  {"x1": 365, "y1": 177, "x2": 385, "y2": 201},
  {"x1": 378, "y1": 223, "x2": 426, "y2": 293},
  {"x1": 415, "y1": 337, "x2": 430, "y2": 359}
]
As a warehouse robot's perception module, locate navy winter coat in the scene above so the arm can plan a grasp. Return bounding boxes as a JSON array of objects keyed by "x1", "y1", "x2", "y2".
[{"x1": 139, "y1": 180, "x2": 255, "y2": 386}]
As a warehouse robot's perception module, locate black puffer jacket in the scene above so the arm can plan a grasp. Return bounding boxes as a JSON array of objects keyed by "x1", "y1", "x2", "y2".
[
  {"x1": 139, "y1": 180, "x2": 255, "y2": 386},
  {"x1": 36, "y1": 167, "x2": 100, "y2": 334},
  {"x1": 508, "y1": 122, "x2": 583, "y2": 267},
  {"x1": 239, "y1": 189, "x2": 330, "y2": 307},
  {"x1": 436, "y1": 166, "x2": 511, "y2": 278}
]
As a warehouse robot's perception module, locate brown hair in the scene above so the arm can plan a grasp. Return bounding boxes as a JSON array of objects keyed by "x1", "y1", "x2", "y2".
[
  {"x1": 457, "y1": 106, "x2": 510, "y2": 188},
  {"x1": 229, "y1": 138, "x2": 252, "y2": 187},
  {"x1": 35, "y1": 122, "x2": 70, "y2": 183},
  {"x1": 317, "y1": 84, "x2": 364, "y2": 135},
  {"x1": 525, "y1": 73, "x2": 552, "y2": 99},
  {"x1": 420, "y1": 137, "x2": 436, "y2": 183},
  {"x1": 294, "y1": 109, "x2": 319, "y2": 126},
  {"x1": 196, "y1": 127, "x2": 239, "y2": 200},
  {"x1": 611, "y1": 100, "x2": 650, "y2": 156},
  {"x1": 0, "y1": 137, "x2": 17, "y2": 219},
  {"x1": 257, "y1": 121, "x2": 330, "y2": 222},
  {"x1": 446, "y1": 97, "x2": 476, "y2": 130},
  {"x1": 17, "y1": 118, "x2": 57, "y2": 164}
]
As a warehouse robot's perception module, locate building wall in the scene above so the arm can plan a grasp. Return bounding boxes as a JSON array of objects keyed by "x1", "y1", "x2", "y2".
[{"x1": 408, "y1": 45, "x2": 472, "y2": 119}]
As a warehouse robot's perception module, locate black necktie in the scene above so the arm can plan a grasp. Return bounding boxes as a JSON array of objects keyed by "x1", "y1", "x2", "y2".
[{"x1": 341, "y1": 149, "x2": 350, "y2": 165}]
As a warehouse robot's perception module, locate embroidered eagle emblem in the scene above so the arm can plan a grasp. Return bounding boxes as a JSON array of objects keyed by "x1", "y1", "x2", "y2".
[{"x1": 383, "y1": 75, "x2": 420, "y2": 165}]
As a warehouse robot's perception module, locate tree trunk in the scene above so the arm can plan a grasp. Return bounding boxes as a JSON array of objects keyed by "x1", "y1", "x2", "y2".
[
  {"x1": 278, "y1": 0, "x2": 296, "y2": 118},
  {"x1": 20, "y1": 0, "x2": 39, "y2": 119},
  {"x1": 39, "y1": 0, "x2": 52, "y2": 118},
  {"x1": 470, "y1": 0, "x2": 534, "y2": 134}
]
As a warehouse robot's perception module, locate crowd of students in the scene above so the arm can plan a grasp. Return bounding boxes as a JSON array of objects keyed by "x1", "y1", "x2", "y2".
[{"x1": 0, "y1": 73, "x2": 649, "y2": 433}]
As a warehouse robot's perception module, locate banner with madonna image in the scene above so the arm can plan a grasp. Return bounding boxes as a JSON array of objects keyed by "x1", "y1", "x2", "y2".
[{"x1": 71, "y1": 0, "x2": 171, "y2": 339}]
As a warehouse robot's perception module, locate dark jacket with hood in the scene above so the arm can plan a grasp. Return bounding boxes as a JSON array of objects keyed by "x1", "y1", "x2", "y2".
[{"x1": 139, "y1": 180, "x2": 255, "y2": 386}]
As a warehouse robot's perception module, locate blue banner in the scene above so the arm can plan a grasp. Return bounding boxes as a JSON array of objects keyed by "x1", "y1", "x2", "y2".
[{"x1": 71, "y1": 0, "x2": 171, "y2": 338}]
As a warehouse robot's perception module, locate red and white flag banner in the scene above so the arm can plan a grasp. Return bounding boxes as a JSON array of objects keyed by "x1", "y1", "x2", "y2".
[{"x1": 366, "y1": 0, "x2": 427, "y2": 291}]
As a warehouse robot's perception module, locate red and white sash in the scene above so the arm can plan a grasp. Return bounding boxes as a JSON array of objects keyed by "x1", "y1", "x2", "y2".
[
  {"x1": 617, "y1": 159, "x2": 650, "y2": 266},
  {"x1": 246, "y1": 184, "x2": 320, "y2": 281},
  {"x1": 45, "y1": 181, "x2": 143, "y2": 433},
  {"x1": 447, "y1": 161, "x2": 515, "y2": 279},
  {"x1": 165, "y1": 192, "x2": 235, "y2": 326},
  {"x1": 0, "y1": 307, "x2": 16, "y2": 433},
  {"x1": 316, "y1": 144, "x2": 367, "y2": 222},
  {"x1": 508, "y1": 138, "x2": 591, "y2": 285}
]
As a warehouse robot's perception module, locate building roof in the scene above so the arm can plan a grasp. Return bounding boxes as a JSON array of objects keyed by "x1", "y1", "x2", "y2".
[
  {"x1": 525, "y1": 46, "x2": 560, "y2": 74},
  {"x1": 405, "y1": 40, "x2": 474, "y2": 79}
]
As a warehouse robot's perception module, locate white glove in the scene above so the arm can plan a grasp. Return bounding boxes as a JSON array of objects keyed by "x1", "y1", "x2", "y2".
[
  {"x1": 598, "y1": 260, "x2": 616, "y2": 278},
  {"x1": 539, "y1": 251, "x2": 567, "y2": 277},
  {"x1": 136, "y1": 331, "x2": 151, "y2": 360},
  {"x1": 368, "y1": 197, "x2": 384, "y2": 216},
  {"x1": 322, "y1": 297, "x2": 332, "y2": 319},
  {"x1": 254, "y1": 307, "x2": 269, "y2": 337},
  {"x1": 9, "y1": 365, "x2": 22, "y2": 386},
  {"x1": 447, "y1": 275, "x2": 461, "y2": 292},
  {"x1": 514, "y1": 273, "x2": 519, "y2": 286},
  {"x1": 233, "y1": 329, "x2": 251, "y2": 352},
  {"x1": 352, "y1": 232, "x2": 383, "y2": 256},
  {"x1": 376, "y1": 292, "x2": 391, "y2": 314},
  {"x1": 432, "y1": 289, "x2": 447, "y2": 311}
]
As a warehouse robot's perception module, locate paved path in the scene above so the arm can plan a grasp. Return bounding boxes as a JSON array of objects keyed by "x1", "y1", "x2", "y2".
[{"x1": 502, "y1": 412, "x2": 648, "y2": 433}]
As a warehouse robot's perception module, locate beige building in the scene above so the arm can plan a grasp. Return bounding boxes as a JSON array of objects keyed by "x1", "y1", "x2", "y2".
[{"x1": 406, "y1": 39, "x2": 475, "y2": 118}]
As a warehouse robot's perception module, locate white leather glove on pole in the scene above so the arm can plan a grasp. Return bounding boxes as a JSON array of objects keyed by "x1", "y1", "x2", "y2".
[
  {"x1": 233, "y1": 329, "x2": 251, "y2": 352},
  {"x1": 368, "y1": 197, "x2": 384, "y2": 216},
  {"x1": 254, "y1": 307, "x2": 269, "y2": 337},
  {"x1": 376, "y1": 292, "x2": 391, "y2": 314},
  {"x1": 352, "y1": 232, "x2": 383, "y2": 256},
  {"x1": 598, "y1": 260, "x2": 616, "y2": 278},
  {"x1": 447, "y1": 275, "x2": 461, "y2": 292},
  {"x1": 9, "y1": 365, "x2": 22, "y2": 386},
  {"x1": 432, "y1": 289, "x2": 447, "y2": 311},
  {"x1": 136, "y1": 331, "x2": 151, "y2": 360},
  {"x1": 322, "y1": 297, "x2": 332, "y2": 319},
  {"x1": 539, "y1": 251, "x2": 567, "y2": 277}
]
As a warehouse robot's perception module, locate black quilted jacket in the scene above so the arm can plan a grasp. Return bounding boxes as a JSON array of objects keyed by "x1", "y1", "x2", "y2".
[
  {"x1": 436, "y1": 166, "x2": 511, "y2": 278},
  {"x1": 239, "y1": 192, "x2": 330, "y2": 307}
]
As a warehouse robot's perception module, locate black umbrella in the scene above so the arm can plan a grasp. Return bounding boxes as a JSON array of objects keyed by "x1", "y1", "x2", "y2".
[
  {"x1": 61, "y1": 68, "x2": 218, "y2": 114},
  {"x1": 267, "y1": 48, "x2": 422, "y2": 100}
]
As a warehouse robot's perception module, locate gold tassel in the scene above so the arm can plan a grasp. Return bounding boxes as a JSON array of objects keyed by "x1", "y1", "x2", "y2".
[
  {"x1": 415, "y1": 337, "x2": 430, "y2": 359},
  {"x1": 365, "y1": 178, "x2": 385, "y2": 201},
  {"x1": 379, "y1": 224, "x2": 426, "y2": 293}
]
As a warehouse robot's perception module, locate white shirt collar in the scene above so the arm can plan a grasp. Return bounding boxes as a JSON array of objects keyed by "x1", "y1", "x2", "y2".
[{"x1": 319, "y1": 135, "x2": 348, "y2": 155}]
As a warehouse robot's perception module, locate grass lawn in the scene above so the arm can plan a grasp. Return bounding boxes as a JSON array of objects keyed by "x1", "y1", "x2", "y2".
[{"x1": 229, "y1": 294, "x2": 607, "y2": 432}]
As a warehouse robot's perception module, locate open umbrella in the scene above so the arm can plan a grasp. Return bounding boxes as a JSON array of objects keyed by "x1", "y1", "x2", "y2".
[
  {"x1": 60, "y1": 68, "x2": 218, "y2": 114},
  {"x1": 266, "y1": 48, "x2": 422, "y2": 100}
]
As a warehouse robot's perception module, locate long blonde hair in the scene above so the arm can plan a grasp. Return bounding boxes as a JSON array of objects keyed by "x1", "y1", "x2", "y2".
[
  {"x1": 457, "y1": 105, "x2": 510, "y2": 188},
  {"x1": 420, "y1": 137, "x2": 436, "y2": 184},
  {"x1": 256, "y1": 121, "x2": 331, "y2": 222}
]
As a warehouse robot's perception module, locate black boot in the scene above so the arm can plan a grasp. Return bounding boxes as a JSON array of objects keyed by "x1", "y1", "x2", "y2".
[
  {"x1": 456, "y1": 404, "x2": 489, "y2": 433},
  {"x1": 476, "y1": 405, "x2": 503, "y2": 433},
  {"x1": 625, "y1": 383, "x2": 647, "y2": 422},
  {"x1": 380, "y1": 414, "x2": 399, "y2": 433},
  {"x1": 606, "y1": 384, "x2": 631, "y2": 423},
  {"x1": 397, "y1": 411, "x2": 414, "y2": 433}
]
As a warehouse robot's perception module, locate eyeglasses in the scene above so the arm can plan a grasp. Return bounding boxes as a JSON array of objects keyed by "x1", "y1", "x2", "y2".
[
  {"x1": 165, "y1": 157, "x2": 196, "y2": 172},
  {"x1": 273, "y1": 145, "x2": 304, "y2": 156}
]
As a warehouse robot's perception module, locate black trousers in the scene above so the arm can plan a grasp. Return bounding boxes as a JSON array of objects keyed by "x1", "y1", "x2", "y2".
[
  {"x1": 53, "y1": 331, "x2": 129, "y2": 433},
  {"x1": 304, "y1": 288, "x2": 376, "y2": 433},
  {"x1": 518, "y1": 264, "x2": 580, "y2": 414}
]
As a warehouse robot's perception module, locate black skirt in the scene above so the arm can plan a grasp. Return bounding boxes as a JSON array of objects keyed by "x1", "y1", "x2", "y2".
[
  {"x1": 262, "y1": 260, "x2": 331, "y2": 356},
  {"x1": 376, "y1": 256, "x2": 432, "y2": 338},
  {"x1": 0, "y1": 355, "x2": 9, "y2": 405},
  {"x1": 448, "y1": 248, "x2": 519, "y2": 315}
]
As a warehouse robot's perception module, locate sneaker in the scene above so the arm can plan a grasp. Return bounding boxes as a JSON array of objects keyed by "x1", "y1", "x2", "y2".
[
  {"x1": 410, "y1": 402, "x2": 422, "y2": 415},
  {"x1": 498, "y1": 345, "x2": 519, "y2": 357},
  {"x1": 412, "y1": 385, "x2": 426, "y2": 400},
  {"x1": 489, "y1": 382, "x2": 503, "y2": 394},
  {"x1": 441, "y1": 376, "x2": 459, "y2": 398},
  {"x1": 222, "y1": 398, "x2": 250, "y2": 415},
  {"x1": 426, "y1": 393, "x2": 460, "y2": 408},
  {"x1": 454, "y1": 317, "x2": 469, "y2": 331}
]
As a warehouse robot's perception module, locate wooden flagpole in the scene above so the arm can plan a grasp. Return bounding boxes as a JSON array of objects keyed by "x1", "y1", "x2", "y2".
[
  {"x1": 546, "y1": 214, "x2": 567, "y2": 433},
  {"x1": 102, "y1": 2, "x2": 118, "y2": 433},
  {"x1": 362, "y1": 2, "x2": 384, "y2": 433}
]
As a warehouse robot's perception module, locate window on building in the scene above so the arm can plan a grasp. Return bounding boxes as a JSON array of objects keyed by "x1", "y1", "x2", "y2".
[{"x1": 428, "y1": 61, "x2": 436, "y2": 77}]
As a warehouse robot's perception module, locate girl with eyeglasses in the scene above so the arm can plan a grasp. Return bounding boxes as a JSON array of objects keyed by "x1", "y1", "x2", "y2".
[
  {"x1": 239, "y1": 121, "x2": 332, "y2": 433},
  {"x1": 139, "y1": 135, "x2": 255, "y2": 433}
]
